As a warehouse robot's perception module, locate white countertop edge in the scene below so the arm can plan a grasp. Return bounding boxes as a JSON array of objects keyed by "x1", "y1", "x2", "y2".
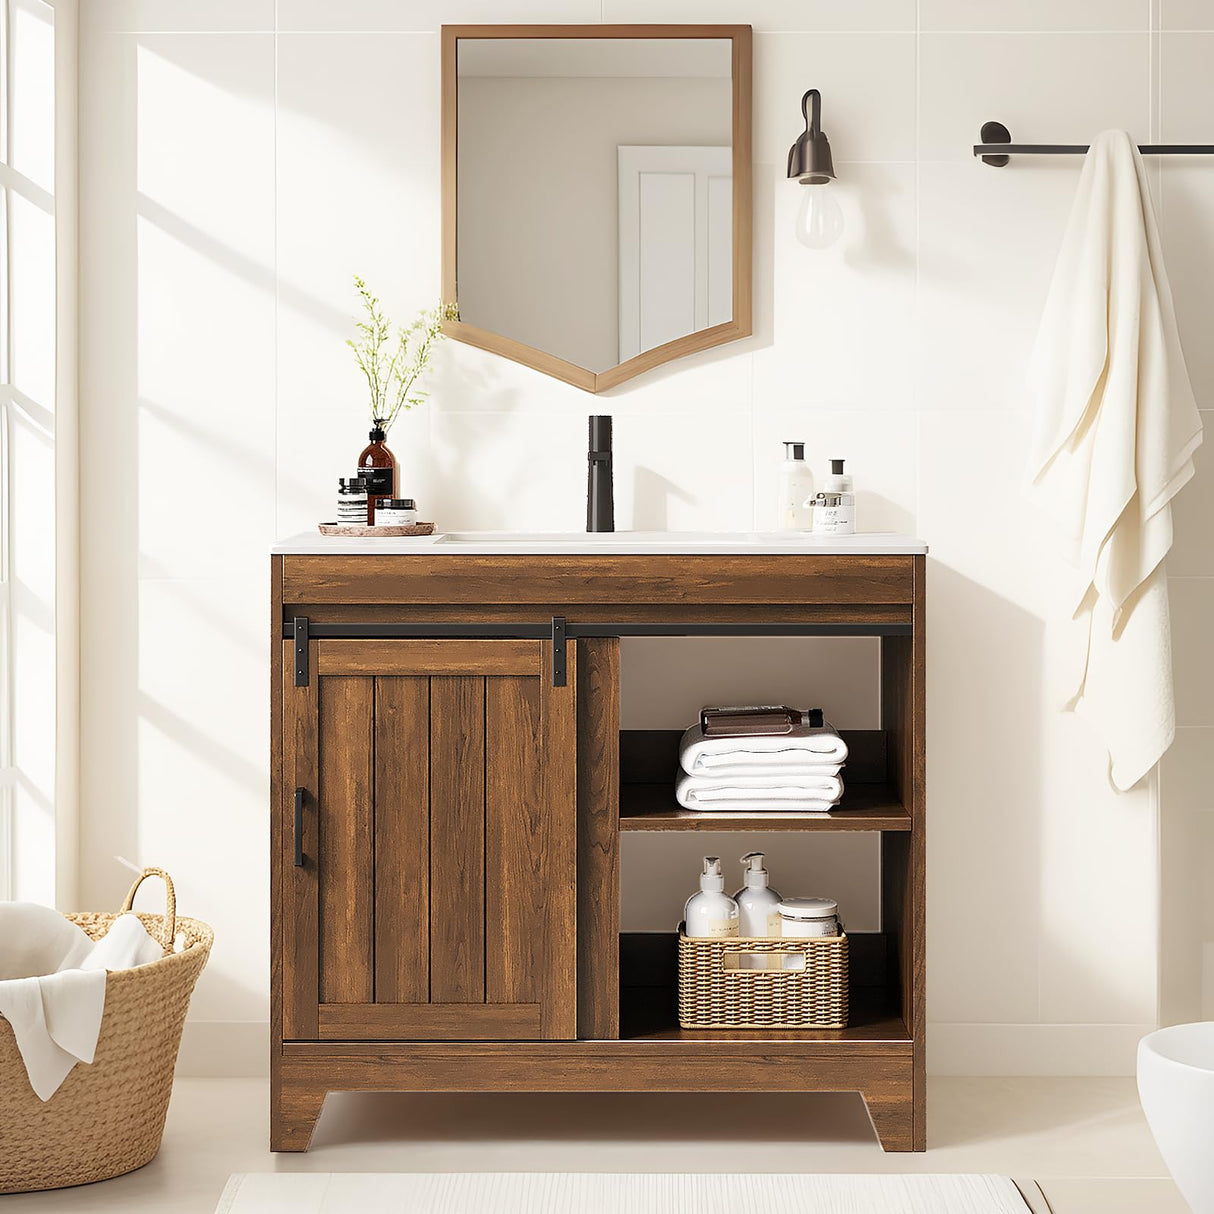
[{"x1": 271, "y1": 531, "x2": 928, "y2": 556}]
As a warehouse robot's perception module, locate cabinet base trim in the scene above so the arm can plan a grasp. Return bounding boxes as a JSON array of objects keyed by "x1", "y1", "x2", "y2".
[{"x1": 316, "y1": 1002, "x2": 542, "y2": 1040}]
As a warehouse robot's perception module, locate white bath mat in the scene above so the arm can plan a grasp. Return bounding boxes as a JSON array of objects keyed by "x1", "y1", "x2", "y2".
[{"x1": 216, "y1": 1172, "x2": 1051, "y2": 1213}]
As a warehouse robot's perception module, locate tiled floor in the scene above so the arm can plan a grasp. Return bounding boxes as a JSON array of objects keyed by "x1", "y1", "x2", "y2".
[{"x1": 3, "y1": 1078, "x2": 1186, "y2": 1213}]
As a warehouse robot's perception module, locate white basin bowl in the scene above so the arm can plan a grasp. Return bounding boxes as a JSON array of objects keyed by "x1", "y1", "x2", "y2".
[
  {"x1": 1138, "y1": 1021, "x2": 1214, "y2": 1212},
  {"x1": 434, "y1": 530, "x2": 808, "y2": 547}
]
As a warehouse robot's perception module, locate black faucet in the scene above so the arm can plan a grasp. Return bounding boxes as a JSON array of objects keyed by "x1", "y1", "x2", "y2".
[{"x1": 586, "y1": 415, "x2": 615, "y2": 533}]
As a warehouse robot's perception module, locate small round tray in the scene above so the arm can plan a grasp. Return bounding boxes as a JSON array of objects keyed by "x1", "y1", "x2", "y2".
[{"x1": 319, "y1": 522, "x2": 436, "y2": 537}]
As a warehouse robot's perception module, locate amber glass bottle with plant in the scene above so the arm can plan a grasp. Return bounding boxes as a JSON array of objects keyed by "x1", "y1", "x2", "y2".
[{"x1": 347, "y1": 276, "x2": 454, "y2": 524}]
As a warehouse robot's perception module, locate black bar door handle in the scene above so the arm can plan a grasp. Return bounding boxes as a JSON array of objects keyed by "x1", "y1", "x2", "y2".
[{"x1": 293, "y1": 788, "x2": 305, "y2": 867}]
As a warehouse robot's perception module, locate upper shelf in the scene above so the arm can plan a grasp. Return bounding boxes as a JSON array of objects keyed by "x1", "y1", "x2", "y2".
[
  {"x1": 620, "y1": 781, "x2": 911, "y2": 832},
  {"x1": 272, "y1": 530, "x2": 928, "y2": 556}
]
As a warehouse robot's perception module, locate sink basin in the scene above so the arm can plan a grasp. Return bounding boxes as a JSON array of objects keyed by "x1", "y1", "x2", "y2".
[{"x1": 434, "y1": 530, "x2": 807, "y2": 547}]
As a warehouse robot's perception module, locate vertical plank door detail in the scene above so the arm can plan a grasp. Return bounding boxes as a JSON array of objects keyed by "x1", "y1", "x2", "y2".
[
  {"x1": 484, "y1": 676, "x2": 544, "y2": 1007},
  {"x1": 373, "y1": 677, "x2": 430, "y2": 1004},
  {"x1": 428, "y1": 676, "x2": 487, "y2": 1004},
  {"x1": 318, "y1": 677, "x2": 375, "y2": 1005}
]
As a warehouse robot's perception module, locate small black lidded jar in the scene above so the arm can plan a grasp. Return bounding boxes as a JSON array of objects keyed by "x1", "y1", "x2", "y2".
[{"x1": 337, "y1": 474, "x2": 369, "y2": 526}]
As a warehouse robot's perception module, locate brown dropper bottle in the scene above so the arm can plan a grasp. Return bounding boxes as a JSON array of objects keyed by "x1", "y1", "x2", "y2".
[{"x1": 357, "y1": 421, "x2": 396, "y2": 525}]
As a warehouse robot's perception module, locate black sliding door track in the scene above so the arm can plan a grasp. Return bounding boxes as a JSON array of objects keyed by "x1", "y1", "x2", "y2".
[
  {"x1": 284, "y1": 616, "x2": 911, "y2": 686},
  {"x1": 281, "y1": 621, "x2": 912, "y2": 640}
]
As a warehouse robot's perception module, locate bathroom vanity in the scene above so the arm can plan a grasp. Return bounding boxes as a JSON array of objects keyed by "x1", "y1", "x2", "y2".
[{"x1": 269, "y1": 534, "x2": 926, "y2": 1151}]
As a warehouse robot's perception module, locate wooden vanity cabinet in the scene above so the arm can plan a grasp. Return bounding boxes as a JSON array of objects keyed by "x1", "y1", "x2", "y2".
[{"x1": 271, "y1": 550, "x2": 926, "y2": 1154}]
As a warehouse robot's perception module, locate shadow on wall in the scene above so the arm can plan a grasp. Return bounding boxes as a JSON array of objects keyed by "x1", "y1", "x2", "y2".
[
  {"x1": 136, "y1": 193, "x2": 347, "y2": 339},
  {"x1": 860, "y1": 491, "x2": 915, "y2": 537},
  {"x1": 926, "y1": 563, "x2": 1046, "y2": 1035},
  {"x1": 840, "y1": 173, "x2": 914, "y2": 273},
  {"x1": 930, "y1": 560, "x2": 1154, "y2": 1053},
  {"x1": 631, "y1": 468, "x2": 695, "y2": 531}
]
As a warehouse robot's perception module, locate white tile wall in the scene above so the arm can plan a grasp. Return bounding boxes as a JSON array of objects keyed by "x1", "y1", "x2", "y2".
[
  {"x1": 917, "y1": 33, "x2": 1150, "y2": 161},
  {"x1": 278, "y1": 0, "x2": 602, "y2": 33},
  {"x1": 601, "y1": 1, "x2": 917, "y2": 33},
  {"x1": 1161, "y1": 0, "x2": 1214, "y2": 29},
  {"x1": 919, "y1": 0, "x2": 1149, "y2": 33},
  {"x1": 78, "y1": 6, "x2": 1214, "y2": 1072}
]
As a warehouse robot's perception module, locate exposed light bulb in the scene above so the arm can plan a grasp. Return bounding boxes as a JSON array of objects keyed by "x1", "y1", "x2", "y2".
[{"x1": 795, "y1": 183, "x2": 844, "y2": 250}]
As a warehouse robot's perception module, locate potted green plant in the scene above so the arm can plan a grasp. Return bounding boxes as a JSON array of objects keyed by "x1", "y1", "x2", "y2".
[{"x1": 347, "y1": 276, "x2": 453, "y2": 524}]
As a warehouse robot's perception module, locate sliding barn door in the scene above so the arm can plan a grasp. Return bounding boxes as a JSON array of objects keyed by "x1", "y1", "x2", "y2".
[{"x1": 281, "y1": 638, "x2": 577, "y2": 1041}]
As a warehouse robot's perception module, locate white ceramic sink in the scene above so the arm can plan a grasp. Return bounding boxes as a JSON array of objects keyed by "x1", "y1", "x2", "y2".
[{"x1": 434, "y1": 530, "x2": 806, "y2": 547}]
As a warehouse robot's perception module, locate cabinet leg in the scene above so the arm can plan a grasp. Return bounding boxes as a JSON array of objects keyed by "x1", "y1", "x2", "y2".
[
  {"x1": 271, "y1": 1076, "x2": 326, "y2": 1152},
  {"x1": 864, "y1": 1088, "x2": 921, "y2": 1152}
]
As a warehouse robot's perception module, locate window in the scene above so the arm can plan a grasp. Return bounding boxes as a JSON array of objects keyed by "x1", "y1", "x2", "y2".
[{"x1": 0, "y1": 0, "x2": 72, "y2": 902}]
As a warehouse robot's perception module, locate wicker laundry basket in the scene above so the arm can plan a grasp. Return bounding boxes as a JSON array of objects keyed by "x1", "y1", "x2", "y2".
[{"x1": 0, "y1": 868, "x2": 212, "y2": 1194}]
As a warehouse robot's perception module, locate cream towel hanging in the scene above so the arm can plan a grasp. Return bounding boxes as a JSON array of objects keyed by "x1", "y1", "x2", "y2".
[{"x1": 1025, "y1": 129, "x2": 1203, "y2": 790}]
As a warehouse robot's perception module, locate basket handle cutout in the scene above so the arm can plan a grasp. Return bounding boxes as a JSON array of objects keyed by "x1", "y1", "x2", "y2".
[
  {"x1": 721, "y1": 950, "x2": 807, "y2": 972},
  {"x1": 120, "y1": 866, "x2": 177, "y2": 951}
]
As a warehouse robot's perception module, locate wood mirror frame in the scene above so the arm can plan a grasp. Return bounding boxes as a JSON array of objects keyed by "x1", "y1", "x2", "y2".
[{"x1": 440, "y1": 24, "x2": 752, "y2": 394}]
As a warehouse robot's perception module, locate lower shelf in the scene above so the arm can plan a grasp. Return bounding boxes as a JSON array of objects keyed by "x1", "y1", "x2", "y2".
[
  {"x1": 619, "y1": 982, "x2": 910, "y2": 1045},
  {"x1": 618, "y1": 930, "x2": 911, "y2": 1047}
]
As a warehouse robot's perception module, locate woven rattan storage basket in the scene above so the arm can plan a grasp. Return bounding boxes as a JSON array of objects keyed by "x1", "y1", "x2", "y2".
[
  {"x1": 677, "y1": 926, "x2": 848, "y2": 1030},
  {"x1": 0, "y1": 868, "x2": 212, "y2": 1194}
]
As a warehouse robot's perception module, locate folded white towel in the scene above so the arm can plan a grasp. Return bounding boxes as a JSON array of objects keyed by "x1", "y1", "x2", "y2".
[
  {"x1": 676, "y1": 771, "x2": 843, "y2": 814},
  {"x1": 678, "y1": 722, "x2": 848, "y2": 777},
  {"x1": 0, "y1": 904, "x2": 163, "y2": 1101},
  {"x1": 1025, "y1": 130, "x2": 1203, "y2": 790}
]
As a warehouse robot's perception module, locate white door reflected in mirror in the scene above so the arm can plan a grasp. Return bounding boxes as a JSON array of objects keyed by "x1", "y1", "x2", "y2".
[{"x1": 617, "y1": 145, "x2": 732, "y2": 363}]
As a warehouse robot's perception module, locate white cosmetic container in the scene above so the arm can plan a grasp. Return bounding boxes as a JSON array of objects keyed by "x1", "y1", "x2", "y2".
[
  {"x1": 778, "y1": 897, "x2": 839, "y2": 939},
  {"x1": 374, "y1": 498, "x2": 418, "y2": 526},
  {"x1": 684, "y1": 857, "x2": 740, "y2": 940},
  {"x1": 818, "y1": 458, "x2": 855, "y2": 534},
  {"x1": 733, "y1": 852, "x2": 782, "y2": 938},
  {"x1": 778, "y1": 442, "x2": 815, "y2": 531}
]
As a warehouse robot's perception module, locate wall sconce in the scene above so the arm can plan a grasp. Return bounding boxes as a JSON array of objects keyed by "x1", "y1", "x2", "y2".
[{"x1": 787, "y1": 88, "x2": 844, "y2": 249}]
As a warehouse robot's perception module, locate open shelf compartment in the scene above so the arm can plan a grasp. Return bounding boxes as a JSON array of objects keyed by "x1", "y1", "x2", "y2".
[
  {"x1": 618, "y1": 931, "x2": 910, "y2": 1045},
  {"x1": 619, "y1": 728, "x2": 908, "y2": 832}
]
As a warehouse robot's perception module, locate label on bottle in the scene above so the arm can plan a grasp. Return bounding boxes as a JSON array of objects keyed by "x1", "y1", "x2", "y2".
[
  {"x1": 375, "y1": 508, "x2": 417, "y2": 527},
  {"x1": 766, "y1": 910, "x2": 784, "y2": 936},
  {"x1": 813, "y1": 494, "x2": 855, "y2": 535},
  {"x1": 360, "y1": 466, "x2": 393, "y2": 500},
  {"x1": 696, "y1": 919, "x2": 740, "y2": 939}
]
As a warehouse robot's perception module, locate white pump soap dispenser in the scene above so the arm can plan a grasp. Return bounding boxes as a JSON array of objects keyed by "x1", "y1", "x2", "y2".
[
  {"x1": 683, "y1": 857, "x2": 740, "y2": 939},
  {"x1": 734, "y1": 852, "x2": 783, "y2": 938}
]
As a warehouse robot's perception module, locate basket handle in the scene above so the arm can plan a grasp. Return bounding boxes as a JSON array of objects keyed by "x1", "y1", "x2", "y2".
[{"x1": 120, "y1": 866, "x2": 177, "y2": 951}]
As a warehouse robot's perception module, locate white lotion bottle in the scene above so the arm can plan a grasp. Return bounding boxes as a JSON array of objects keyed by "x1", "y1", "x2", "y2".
[
  {"x1": 822, "y1": 458, "x2": 855, "y2": 534},
  {"x1": 734, "y1": 852, "x2": 783, "y2": 970},
  {"x1": 778, "y1": 442, "x2": 815, "y2": 531},
  {"x1": 684, "y1": 857, "x2": 740, "y2": 939},
  {"x1": 733, "y1": 852, "x2": 783, "y2": 937}
]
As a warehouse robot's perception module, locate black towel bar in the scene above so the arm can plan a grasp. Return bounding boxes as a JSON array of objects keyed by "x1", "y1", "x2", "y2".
[{"x1": 974, "y1": 120, "x2": 1214, "y2": 166}]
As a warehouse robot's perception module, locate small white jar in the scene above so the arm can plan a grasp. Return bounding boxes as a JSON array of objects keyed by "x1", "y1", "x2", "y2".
[
  {"x1": 778, "y1": 897, "x2": 839, "y2": 939},
  {"x1": 811, "y1": 492, "x2": 850, "y2": 536},
  {"x1": 374, "y1": 497, "x2": 418, "y2": 526}
]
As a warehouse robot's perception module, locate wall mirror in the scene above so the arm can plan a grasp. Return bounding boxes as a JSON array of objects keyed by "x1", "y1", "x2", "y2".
[{"x1": 441, "y1": 25, "x2": 752, "y2": 393}]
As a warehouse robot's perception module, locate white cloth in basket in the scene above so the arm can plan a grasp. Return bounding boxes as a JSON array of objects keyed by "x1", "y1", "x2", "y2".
[{"x1": 0, "y1": 904, "x2": 162, "y2": 1101}]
